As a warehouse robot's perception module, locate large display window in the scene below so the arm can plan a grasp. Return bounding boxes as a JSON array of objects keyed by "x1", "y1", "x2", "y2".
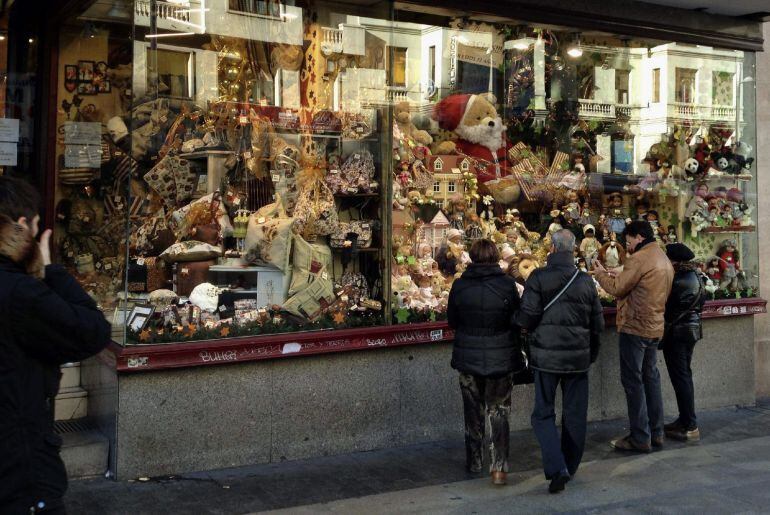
[{"x1": 49, "y1": 1, "x2": 760, "y2": 346}]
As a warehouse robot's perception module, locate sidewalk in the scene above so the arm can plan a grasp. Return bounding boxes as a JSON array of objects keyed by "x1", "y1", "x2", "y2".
[{"x1": 66, "y1": 400, "x2": 770, "y2": 514}]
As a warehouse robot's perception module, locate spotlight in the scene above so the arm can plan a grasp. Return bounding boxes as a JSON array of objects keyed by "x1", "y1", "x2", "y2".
[{"x1": 567, "y1": 33, "x2": 582, "y2": 58}]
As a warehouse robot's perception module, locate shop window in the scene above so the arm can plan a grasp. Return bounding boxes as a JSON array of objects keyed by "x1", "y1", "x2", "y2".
[
  {"x1": 428, "y1": 45, "x2": 436, "y2": 84},
  {"x1": 147, "y1": 48, "x2": 195, "y2": 99},
  {"x1": 577, "y1": 62, "x2": 595, "y2": 99},
  {"x1": 228, "y1": 0, "x2": 283, "y2": 18},
  {"x1": 676, "y1": 68, "x2": 697, "y2": 103},
  {"x1": 387, "y1": 47, "x2": 407, "y2": 88},
  {"x1": 616, "y1": 69, "x2": 630, "y2": 104},
  {"x1": 652, "y1": 68, "x2": 660, "y2": 103},
  {"x1": 713, "y1": 71, "x2": 734, "y2": 106}
]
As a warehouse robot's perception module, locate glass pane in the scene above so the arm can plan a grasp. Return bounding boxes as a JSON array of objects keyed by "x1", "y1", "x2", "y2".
[
  {"x1": 387, "y1": 12, "x2": 759, "y2": 324},
  {"x1": 119, "y1": 0, "x2": 394, "y2": 343}
]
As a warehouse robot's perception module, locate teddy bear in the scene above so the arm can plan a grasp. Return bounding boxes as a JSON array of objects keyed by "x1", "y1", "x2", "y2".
[
  {"x1": 394, "y1": 101, "x2": 433, "y2": 148},
  {"x1": 432, "y1": 93, "x2": 510, "y2": 185}
]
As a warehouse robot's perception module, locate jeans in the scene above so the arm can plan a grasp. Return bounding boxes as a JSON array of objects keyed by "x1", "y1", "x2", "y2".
[
  {"x1": 619, "y1": 332, "x2": 664, "y2": 445},
  {"x1": 531, "y1": 370, "x2": 589, "y2": 479},
  {"x1": 662, "y1": 337, "x2": 698, "y2": 430},
  {"x1": 459, "y1": 372, "x2": 513, "y2": 473}
]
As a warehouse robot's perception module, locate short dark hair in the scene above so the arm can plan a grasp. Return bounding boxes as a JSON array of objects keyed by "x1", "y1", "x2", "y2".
[
  {"x1": 623, "y1": 220, "x2": 654, "y2": 240},
  {"x1": 0, "y1": 176, "x2": 41, "y2": 221},
  {"x1": 469, "y1": 238, "x2": 499, "y2": 264}
]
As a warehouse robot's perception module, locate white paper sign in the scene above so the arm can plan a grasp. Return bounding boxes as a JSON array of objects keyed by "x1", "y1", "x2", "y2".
[
  {"x1": 64, "y1": 144, "x2": 101, "y2": 168},
  {"x1": 63, "y1": 121, "x2": 102, "y2": 145},
  {"x1": 0, "y1": 119, "x2": 20, "y2": 142},
  {"x1": 0, "y1": 142, "x2": 18, "y2": 166}
]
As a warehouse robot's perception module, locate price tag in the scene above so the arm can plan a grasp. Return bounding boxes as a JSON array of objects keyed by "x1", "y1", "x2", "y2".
[
  {"x1": 361, "y1": 223, "x2": 370, "y2": 229},
  {"x1": 105, "y1": 263, "x2": 113, "y2": 271},
  {"x1": 244, "y1": 151, "x2": 252, "y2": 159},
  {"x1": 258, "y1": 217, "x2": 266, "y2": 224},
  {"x1": 239, "y1": 115, "x2": 248, "y2": 125},
  {"x1": 330, "y1": 169, "x2": 339, "y2": 174},
  {"x1": 272, "y1": 172, "x2": 280, "y2": 182},
  {"x1": 219, "y1": 305, "x2": 227, "y2": 313},
  {"x1": 356, "y1": 126, "x2": 364, "y2": 133},
  {"x1": 234, "y1": 197, "x2": 241, "y2": 206},
  {"x1": 67, "y1": 251, "x2": 74, "y2": 257},
  {"x1": 160, "y1": 115, "x2": 168, "y2": 123},
  {"x1": 137, "y1": 258, "x2": 146, "y2": 266},
  {"x1": 95, "y1": 261, "x2": 102, "y2": 269},
  {"x1": 322, "y1": 271, "x2": 329, "y2": 280}
]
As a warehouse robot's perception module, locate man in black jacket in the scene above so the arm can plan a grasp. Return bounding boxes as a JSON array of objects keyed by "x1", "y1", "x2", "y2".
[
  {"x1": 514, "y1": 229, "x2": 604, "y2": 494},
  {"x1": 661, "y1": 243, "x2": 706, "y2": 442},
  {"x1": 0, "y1": 177, "x2": 111, "y2": 514}
]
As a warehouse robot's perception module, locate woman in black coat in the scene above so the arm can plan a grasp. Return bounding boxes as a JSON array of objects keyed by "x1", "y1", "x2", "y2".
[
  {"x1": 662, "y1": 243, "x2": 706, "y2": 442},
  {"x1": 447, "y1": 239, "x2": 521, "y2": 485}
]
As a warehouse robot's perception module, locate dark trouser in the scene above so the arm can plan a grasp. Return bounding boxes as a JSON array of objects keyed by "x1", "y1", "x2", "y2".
[
  {"x1": 531, "y1": 370, "x2": 589, "y2": 480},
  {"x1": 619, "y1": 332, "x2": 664, "y2": 445},
  {"x1": 459, "y1": 372, "x2": 513, "y2": 473},
  {"x1": 662, "y1": 337, "x2": 698, "y2": 430}
]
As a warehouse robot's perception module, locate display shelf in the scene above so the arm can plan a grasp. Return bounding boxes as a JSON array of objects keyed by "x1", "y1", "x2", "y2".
[
  {"x1": 703, "y1": 226, "x2": 756, "y2": 234},
  {"x1": 334, "y1": 193, "x2": 379, "y2": 198},
  {"x1": 179, "y1": 149, "x2": 236, "y2": 159},
  {"x1": 332, "y1": 247, "x2": 380, "y2": 253}
]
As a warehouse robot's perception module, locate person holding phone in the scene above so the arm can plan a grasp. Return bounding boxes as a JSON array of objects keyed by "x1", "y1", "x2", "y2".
[
  {"x1": 0, "y1": 176, "x2": 111, "y2": 514},
  {"x1": 594, "y1": 221, "x2": 674, "y2": 454}
]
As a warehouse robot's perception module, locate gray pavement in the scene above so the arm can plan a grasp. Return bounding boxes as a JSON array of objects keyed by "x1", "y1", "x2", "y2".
[{"x1": 66, "y1": 400, "x2": 770, "y2": 514}]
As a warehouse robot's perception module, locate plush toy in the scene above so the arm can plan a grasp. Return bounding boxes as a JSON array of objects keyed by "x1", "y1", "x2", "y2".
[
  {"x1": 432, "y1": 93, "x2": 510, "y2": 184},
  {"x1": 598, "y1": 233, "x2": 626, "y2": 270},
  {"x1": 730, "y1": 141, "x2": 754, "y2": 178},
  {"x1": 394, "y1": 101, "x2": 433, "y2": 146},
  {"x1": 717, "y1": 239, "x2": 746, "y2": 291}
]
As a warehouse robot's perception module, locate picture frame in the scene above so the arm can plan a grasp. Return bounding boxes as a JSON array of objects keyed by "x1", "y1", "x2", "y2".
[
  {"x1": 64, "y1": 65, "x2": 78, "y2": 92},
  {"x1": 77, "y1": 82, "x2": 96, "y2": 95},
  {"x1": 97, "y1": 80, "x2": 111, "y2": 93},
  {"x1": 77, "y1": 60, "x2": 95, "y2": 82},
  {"x1": 127, "y1": 304, "x2": 155, "y2": 332}
]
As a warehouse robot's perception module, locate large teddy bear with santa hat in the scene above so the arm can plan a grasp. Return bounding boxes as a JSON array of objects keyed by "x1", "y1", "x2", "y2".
[{"x1": 432, "y1": 92, "x2": 511, "y2": 185}]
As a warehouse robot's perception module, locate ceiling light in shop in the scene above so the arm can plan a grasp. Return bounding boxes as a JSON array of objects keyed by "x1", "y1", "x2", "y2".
[{"x1": 567, "y1": 33, "x2": 582, "y2": 58}]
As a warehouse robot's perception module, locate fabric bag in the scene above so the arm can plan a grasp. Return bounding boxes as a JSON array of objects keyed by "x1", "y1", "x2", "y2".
[
  {"x1": 329, "y1": 150, "x2": 376, "y2": 194},
  {"x1": 289, "y1": 234, "x2": 333, "y2": 296},
  {"x1": 292, "y1": 171, "x2": 339, "y2": 240},
  {"x1": 160, "y1": 240, "x2": 222, "y2": 263},
  {"x1": 243, "y1": 196, "x2": 293, "y2": 272},
  {"x1": 330, "y1": 220, "x2": 373, "y2": 249}
]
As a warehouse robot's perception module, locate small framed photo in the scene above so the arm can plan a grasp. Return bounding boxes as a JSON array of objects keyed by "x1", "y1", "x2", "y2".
[
  {"x1": 127, "y1": 304, "x2": 155, "y2": 332},
  {"x1": 77, "y1": 82, "x2": 96, "y2": 95},
  {"x1": 64, "y1": 65, "x2": 78, "y2": 92},
  {"x1": 78, "y1": 60, "x2": 95, "y2": 82},
  {"x1": 98, "y1": 80, "x2": 111, "y2": 93}
]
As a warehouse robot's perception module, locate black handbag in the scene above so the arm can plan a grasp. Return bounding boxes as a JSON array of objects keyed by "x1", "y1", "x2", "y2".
[{"x1": 127, "y1": 259, "x2": 148, "y2": 293}]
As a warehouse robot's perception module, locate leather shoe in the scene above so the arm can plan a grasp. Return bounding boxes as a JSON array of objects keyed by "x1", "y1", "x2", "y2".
[
  {"x1": 548, "y1": 473, "x2": 570, "y2": 494},
  {"x1": 611, "y1": 435, "x2": 652, "y2": 453},
  {"x1": 666, "y1": 427, "x2": 700, "y2": 442},
  {"x1": 491, "y1": 471, "x2": 507, "y2": 485},
  {"x1": 652, "y1": 435, "x2": 665, "y2": 448}
]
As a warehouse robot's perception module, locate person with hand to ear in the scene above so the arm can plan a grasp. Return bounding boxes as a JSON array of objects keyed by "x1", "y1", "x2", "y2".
[{"x1": 0, "y1": 176, "x2": 111, "y2": 514}]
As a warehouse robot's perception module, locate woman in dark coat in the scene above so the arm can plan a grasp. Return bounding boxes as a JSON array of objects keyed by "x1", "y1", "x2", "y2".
[
  {"x1": 662, "y1": 243, "x2": 706, "y2": 442},
  {"x1": 447, "y1": 239, "x2": 521, "y2": 485}
]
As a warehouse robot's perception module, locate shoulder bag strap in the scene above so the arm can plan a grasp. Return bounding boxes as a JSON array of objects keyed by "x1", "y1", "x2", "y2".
[
  {"x1": 543, "y1": 269, "x2": 581, "y2": 312},
  {"x1": 666, "y1": 277, "x2": 704, "y2": 329}
]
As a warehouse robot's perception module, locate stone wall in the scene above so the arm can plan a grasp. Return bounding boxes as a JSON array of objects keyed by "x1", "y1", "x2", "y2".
[{"x1": 93, "y1": 316, "x2": 755, "y2": 479}]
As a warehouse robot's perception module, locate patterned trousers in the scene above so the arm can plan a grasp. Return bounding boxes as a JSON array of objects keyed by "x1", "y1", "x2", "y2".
[{"x1": 459, "y1": 372, "x2": 513, "y2": 473}]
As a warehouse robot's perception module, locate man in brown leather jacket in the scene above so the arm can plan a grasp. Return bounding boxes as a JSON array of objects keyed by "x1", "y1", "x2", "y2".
[{"x1": 594, "y1": 221, "x2": 674, "y2": 453}]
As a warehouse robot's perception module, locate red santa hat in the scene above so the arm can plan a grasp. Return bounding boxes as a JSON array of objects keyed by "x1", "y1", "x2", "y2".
[{"x1": 433, "y1": 94, "x2": 476, "y2": 131}]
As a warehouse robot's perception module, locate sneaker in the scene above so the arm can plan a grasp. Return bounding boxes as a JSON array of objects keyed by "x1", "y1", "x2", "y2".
[
  {"x1": 652, "y1": 435, "x2": 665, "y2": 448},
  {"x1": 664, "y1": 419, "x2": 684, "y2": 432},
  {"x1": 666, "y1": 427, "x2": 700, "y2": 442},
  {"x1": 548, "y1": 473, "x2": 570, "y2": 494},
  {"x1": 611, "y1": 435, "x2": 652, "y2": 453}
]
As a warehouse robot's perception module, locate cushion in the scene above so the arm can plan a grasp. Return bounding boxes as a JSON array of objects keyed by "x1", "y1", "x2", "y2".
[
  {"x1": 243, "y1": 198, "x2": 293, "y2": 272},
  {"x1": 160, "y1": 240, "x2": 222, "y2": 263}
]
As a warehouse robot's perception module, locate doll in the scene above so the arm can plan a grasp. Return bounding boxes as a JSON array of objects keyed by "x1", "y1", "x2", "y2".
[
  {"x1": 446, "y1": 195, "x2": 467, "y2": 233},
  {"x1": 596, "y1": 214, "x2": 608, "y2": 243},
  {"x1": 577, "y1": 257, "x2": 588, "y2": 273},
  {"x1": 480, "y1": 195, "x2": 497, "y2": 237},
  {"x1": 579, "y1": 225, "x2": 600, "y2": 269},
  {"x1": 598, "y1": 233, "x2": 626, "y2": 270},
  {"x1": 564, "y1": 191, "x2": 582, "y2": 222},
  {"x1": 465, "y1": 213, "x2": 483, "y2": 241},
  {"x1": 606, "y1": 193, "x2": 627, "y2": 238},
  {"x1": 717, "y1": 239, "x2": 746, "y2": 291},
  {"x1": 578, "y1": 201, "x2": 594, "y2": 226},
  {"x1": 705, "y1": 257, "x2": 722, "y2": 283},
  {"x1": 417, "y1": 242, "x2": 436, "y2": 274},
  {"x1": 635, "y1": 199, "x2": 650, "y2": 221},
  {"x1": 664, "y1": 225, "x2": 678, "y2": 244},
  {"x1": 645, "y1": 210, "x2": 661, "y2": 235},
  {"x1": 499, "y1": 245, "x2": 516, "y2": 272},
  {"x1": 392, "y1": 179, "x2": 407, "y2": 211},
  {"x1": 547, "y1": 209, "x2": 563, "y2": 235}
]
